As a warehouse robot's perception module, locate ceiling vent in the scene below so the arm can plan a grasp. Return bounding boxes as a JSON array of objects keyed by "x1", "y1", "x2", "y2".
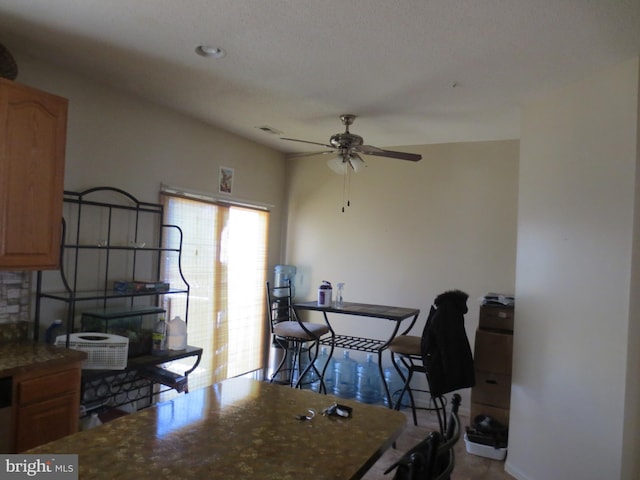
[{"x1": 256, "y1": 126, "x2": 283, "y2": 135}]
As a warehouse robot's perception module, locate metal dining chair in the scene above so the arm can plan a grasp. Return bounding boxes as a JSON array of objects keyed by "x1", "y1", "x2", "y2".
[
  {"x1": 384, "y1": 431, "x2": 443, "y2": 480},
  {"x1": 266, "y1": 280, "x2": 331, "y2": 390},
  {"x1": 432, "y1": 393, "x2": 461, "y2": 480},
  {"x1": 388, "y1": 290, "x2": 474, "y2": 430},
  {"x1": 384, "y1": 393, "x2": 462, "y2": 480},
  {"x1": 387, "y1": 304, "x2": 447, "y2": 428}
]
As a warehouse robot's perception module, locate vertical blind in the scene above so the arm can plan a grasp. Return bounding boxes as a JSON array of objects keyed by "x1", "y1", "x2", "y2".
[{"x1": 161, "y1": 192, "x2": 269, "y2": 390}]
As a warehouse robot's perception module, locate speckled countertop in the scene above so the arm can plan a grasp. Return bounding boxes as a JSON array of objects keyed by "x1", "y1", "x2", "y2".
[
  {"x1": 0, "y1": 341, "x2": 88, "y2": 377},
  {"x1": 29, "y1": 377, "x2": 406, "y2": 479}
]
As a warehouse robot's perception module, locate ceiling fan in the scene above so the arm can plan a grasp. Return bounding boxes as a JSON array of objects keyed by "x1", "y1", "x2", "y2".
[{"x1": 281, "y1": 114, "x2": 422, "y2": 174}]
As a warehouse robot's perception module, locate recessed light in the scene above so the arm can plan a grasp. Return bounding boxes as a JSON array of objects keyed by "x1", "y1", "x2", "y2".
[{"x1": 195, "y1": 45, "x2": 226, "y2": 59}]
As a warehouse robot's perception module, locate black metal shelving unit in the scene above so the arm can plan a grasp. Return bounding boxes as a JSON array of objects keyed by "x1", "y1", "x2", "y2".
[{"x1": 34, "y1": 187, "x2": 201, "y2": 411}]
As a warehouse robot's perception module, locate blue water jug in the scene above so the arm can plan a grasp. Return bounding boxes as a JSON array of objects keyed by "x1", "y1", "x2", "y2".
[
  {"x1": 311, "y1": 346, "x2": 335, "y2": 393},
  {"x1": 356, "y1": 353, "x2": 382, "y2": 404},
  {"x1": 295, "y1": 347, "x2": 317, "y2": 389},
  {"x1": 274, "y1": 265, "x2": 296, "y2": 298},
  {"x1": 383, "y1": 364, "x2": 408, "y2": 408},
  {"x1": 333, "y1": 350, "x2": 357, "y2": 398}
]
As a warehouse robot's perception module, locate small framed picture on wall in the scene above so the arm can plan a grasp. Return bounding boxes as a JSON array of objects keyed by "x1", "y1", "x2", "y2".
[{"x1": 219, "y1": 166, "x2": 234, "y2": 194}]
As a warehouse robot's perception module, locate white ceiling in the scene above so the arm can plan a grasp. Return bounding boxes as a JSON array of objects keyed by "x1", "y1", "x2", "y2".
[{"x1": 0, "y1": 1, "x2": 639, "y2": 155}]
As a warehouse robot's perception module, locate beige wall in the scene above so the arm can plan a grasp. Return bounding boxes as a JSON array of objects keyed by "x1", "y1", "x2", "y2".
[
  {"x1": 510, "y1": 58, "x2": 640, "y2": 480},
  {"x1": 10, "y1": 52, "x2": 287, "y2": 327},
  {"x1": 284, "y1": 139, "x2": 519, "y2": 408}
]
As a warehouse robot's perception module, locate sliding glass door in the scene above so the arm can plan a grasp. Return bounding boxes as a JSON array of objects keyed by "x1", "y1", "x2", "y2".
[{"x1": 161, "y1": 193, "x2": 269, "y2": 391}]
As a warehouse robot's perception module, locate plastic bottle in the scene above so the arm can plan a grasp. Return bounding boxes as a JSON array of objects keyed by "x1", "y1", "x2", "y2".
[
  {"x1": 317, "y1": 281, "x2": 332, "y2": 307},
  {"x1": 45, "y1": 319, "x2": 63, "y2": 345},
  {"x1": 311, "y1": 346, "x2": 335, "y2": 393},
  {"x1": 383, "y1": 364, "x2": 409, "y2": 408},
  {"x1": 335, "y1": 283, "x2": 344, "y2": 308},
  {"x1": 166, "y1": 316, "x2": 187, "y2": 350},
  {"x1": 356, "y1": 353, "x2": 382, "y2": 404},
  {"x1": 333, "y1": 350, "x2": 357, "y2": 398},
  {"x1": 88, "y1": 413, "x2": 102, "y2": 429},
  {"x1": 151, "y1": 316, "x2": 168, "y2": 355},
  {"x1": 81, "y1": 412, "x2": 103, "y2": 431}
]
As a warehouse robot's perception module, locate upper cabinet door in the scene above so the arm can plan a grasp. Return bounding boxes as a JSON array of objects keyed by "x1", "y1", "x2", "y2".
[{"x1": 0, "y1": 78, "x2": 67, "y2": 270}]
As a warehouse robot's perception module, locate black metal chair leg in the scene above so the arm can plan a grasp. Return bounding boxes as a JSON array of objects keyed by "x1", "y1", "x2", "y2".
[
  {"x1": 392, "y1": 354, "x2": 419, "y2": 426},
  {"x1": 295, "y1": 341, "x2": 317, "y2": 388},
  {"x1": 431, "y1": 394, "x2": 447, "y2": 434}
]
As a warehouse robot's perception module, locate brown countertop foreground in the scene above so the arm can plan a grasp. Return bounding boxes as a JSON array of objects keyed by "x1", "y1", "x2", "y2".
[
  {"x1": 0, "y1": 341, "x2": 87, "y2": 377},
  {"x1": 29, "y1": 377, "x2": 406, "y2": 479}
]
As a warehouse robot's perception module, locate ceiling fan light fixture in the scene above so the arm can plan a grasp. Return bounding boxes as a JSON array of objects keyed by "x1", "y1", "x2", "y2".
[
  {"x1": 327, "y1": 156, "x2": 347, "y2": 175},
  {"x1": 327, "y1": 153, "x2": 366, "y2": 174}
]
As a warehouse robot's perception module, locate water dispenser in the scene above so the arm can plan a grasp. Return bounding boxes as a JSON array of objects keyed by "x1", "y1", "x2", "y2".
[{"x1": 274, "y1": 265, "x2": 296, "y2": 298}]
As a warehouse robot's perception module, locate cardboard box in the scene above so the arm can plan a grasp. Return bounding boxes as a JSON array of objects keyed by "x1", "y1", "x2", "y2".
[{"x1": 479, "y1": 305, "x2": 514, "y2": 332}]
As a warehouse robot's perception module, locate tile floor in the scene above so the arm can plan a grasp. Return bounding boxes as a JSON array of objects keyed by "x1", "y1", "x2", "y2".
[{"x1": 362, "y1": 406, "x2": 515, "y2": 480}]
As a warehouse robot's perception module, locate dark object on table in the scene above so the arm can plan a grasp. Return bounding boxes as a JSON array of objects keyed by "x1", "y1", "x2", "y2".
[
  {"x1": 322, "y1": 402, "x2": 353, "y2": 418},
  {"x1": 0, "y1": 44, "x2": 18, "y2": 80}
]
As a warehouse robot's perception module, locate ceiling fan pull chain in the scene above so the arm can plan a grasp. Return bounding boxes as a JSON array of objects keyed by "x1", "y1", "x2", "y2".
[
  {"x1": 342, "y1": 167, "x2": 347, "y2": 212},
  {"x1": 347, "y1": 167, "x2": 351, "y2": 208},
  {"x1": 341, "y1": 161, "x2": 353, "y2": 213}
]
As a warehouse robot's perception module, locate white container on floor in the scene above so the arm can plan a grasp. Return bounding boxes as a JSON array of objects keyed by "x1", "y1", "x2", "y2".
[{"x1": 464, "y1": 433, "x2": 507, "y2": 461}]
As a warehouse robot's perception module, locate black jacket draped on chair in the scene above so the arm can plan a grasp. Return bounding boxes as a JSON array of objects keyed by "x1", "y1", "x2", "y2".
[{"x1": 421, "y1": 290, "x2": 475, "y2": 396}]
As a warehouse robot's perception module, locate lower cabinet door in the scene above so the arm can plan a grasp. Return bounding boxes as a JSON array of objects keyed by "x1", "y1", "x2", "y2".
[{"x1": 15, "y1": 392, "x2": 79, "y2": 452}]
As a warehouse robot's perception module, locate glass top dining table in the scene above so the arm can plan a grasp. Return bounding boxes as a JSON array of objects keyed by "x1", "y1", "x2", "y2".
[{"x1": 28, "y1": 377, "x2": 406, "y2": 479}]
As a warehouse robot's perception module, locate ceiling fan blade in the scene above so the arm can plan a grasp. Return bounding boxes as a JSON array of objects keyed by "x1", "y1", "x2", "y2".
[
  {"x1": 356, "y1": 145, "x2": 422, "y2": 162},
  {"x1": 288, "y1": 150, "x2": 336, "y2": 158},
  {"x1": 281, "y1": 137, "x2": 334, "y2": 149}
]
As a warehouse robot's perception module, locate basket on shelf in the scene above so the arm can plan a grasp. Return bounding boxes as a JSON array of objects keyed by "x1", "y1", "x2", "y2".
[{"x1": 56, "y1": 333, "x2": 129, "y2": 370}]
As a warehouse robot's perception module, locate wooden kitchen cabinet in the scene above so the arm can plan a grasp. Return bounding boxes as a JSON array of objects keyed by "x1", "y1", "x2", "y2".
[
  {"x1": 13, "y1": 361, "x2": 82, "y2": 452},
  {"x1": 0, "y1": 77, "x2": 68, "y2": 270},
  {"x1": 470, "y1": 305, "x2": 514, "y2": 427}
]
